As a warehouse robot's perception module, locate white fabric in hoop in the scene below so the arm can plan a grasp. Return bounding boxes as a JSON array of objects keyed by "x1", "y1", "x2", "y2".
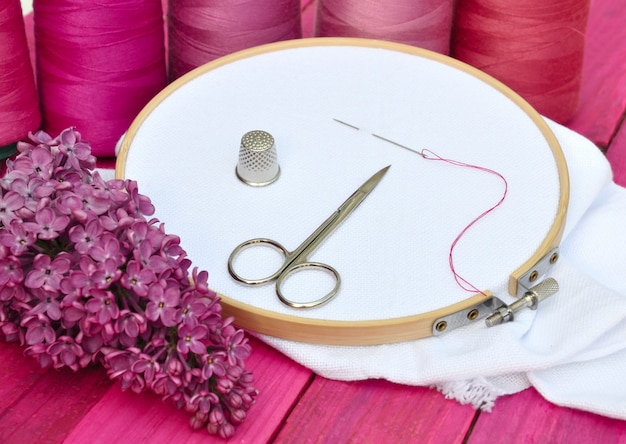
[{"x1": 121, "y1": 43, "x2": 560, "y2": 321}]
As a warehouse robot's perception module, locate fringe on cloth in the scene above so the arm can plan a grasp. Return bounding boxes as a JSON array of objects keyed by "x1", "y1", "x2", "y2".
[{"x1": 432, "y1": 378, "x2": 506, "y2": 411}]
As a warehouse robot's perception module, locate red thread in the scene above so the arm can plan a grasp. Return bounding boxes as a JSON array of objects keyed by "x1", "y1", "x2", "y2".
[
  {"x1": 0, "y1": 0, "x2": 40, "y2": 147},
  {"x1": 420, "y1": 149, "x2": 508, "y2": 295},
  {"x1": 314, "y1": 0, "x2": 455, "y2": 54},
  {"x1": 451, "y1": 0, "x2": 590, "y2": 123},
  {"x1": 34, "y1": 0, "x2": 167, "y2": 158},
  {"x1": 168, "y1": 0, "x2": 303, "y2": 80}
]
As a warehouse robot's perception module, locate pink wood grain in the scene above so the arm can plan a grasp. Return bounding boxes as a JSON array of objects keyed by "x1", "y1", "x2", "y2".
[
  {"x1": 273, "y1": 377, "x2": 476, "y2": 443},
  {"x1": 468, "y1": 387, "x2": 626, "y2": 444},
  {"x1": 0, "y1": 342, "x2": 113, "y2": 444},
  {"x1": 566, "y1": 0, "x2": 626, "y2": 147},
  {"x1": 0, "y1": 341, "x2": 47, "y2": 412},
  {"x1": 63, "y1": 337, "x2": 312, "y2": 443},
  {"x1": 607, "y1": 121, "x2": 626, "y2": 187}
]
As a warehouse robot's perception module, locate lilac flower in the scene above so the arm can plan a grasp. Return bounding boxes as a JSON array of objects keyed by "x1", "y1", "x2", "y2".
[
  {"x1": 48, "y1": 335, "x2": 84, "y2": 370},
  {"x1": 10, "y1": 177, "x2": 54, "y2": 212},
  {"x1": 28, "y1": 288, "x2": 62, "y2": 320},
  {"x1": 91, "y1": 173, "x2": 128, "y2": 204},
  {"x1": 0, "y1": 190, "x2": 25, "y2": 226},
  {"x1": 0, "y1": 256, "x2": 24, "y2": 287},
  {"x1": 0, "y1": 220, "x2": 36, "y2": 255},
  {"x1": 126, "y1": 220, "x2": 149, "y2": 247},
  {"x1": 91, "y1": 258, "x2": 122, "y2": 289},
  {"x1": 22, "y1": 207, "x2": 70, "y2": 240},
  {"x1": 190, "y1": 411, "x2": 209, "y2": 430},
  {"x1": 23, "y1": 314, "x2": 57, "y2": 345},
  {"x1": 201, "y1": 351, "x2": 227, "y2": 380},
  {"x1": 131, "y1": 353, "x2": 161, "y2": 383},
  {"x1": 161, "y1": 234, "x2": 184, "y2": 259},
  {"x1": 10, "y1": 147, "x2": 54, "y2": 180},
  {"x1": 229, "y1": 407, "x2": 247, "y2": 426},
  {"x1": 125, "y1": 180, "x2": 155, "y2": 216},
  {"x1": 69, "y1": 219, "x2": 103, "y2": 254},
  {"x1": 0, "y1": 285, "x2": 27, "y2": 302},
  {"x1": 191, "y1": 268, "x2": 210, "y2": 295},
  {"x1": 115, "y1": 310, "x2": 147, "y2": 346},
  {"x1": 120, "y1": 260, "x2": 155, "y2": 297},
  {"x1": 0, "y1": 127, "x2": 257, "y2": 437},
  {"x1": 58, "y1": 127, "x2": 96, "y2": 171},
  {"x1": 88, "y1": 232, "x2": 125, "y2": 266},
  {"x1": 145, "y1": 283, "x2": 180, "y2": 326},
  {"x1": 73, "y1": 183, "x2": 110, "y2": 215},
  {"x1": 68, "y1": 255, "x2": 97, "y2": 295},
  {"x1": 225, "y1": 329, "x2": 251, "y2": 366},
  {"x1": 101, "y1": 348, "x2": 143, "y2": 391},
  {"x1": 99, "y1": 207, "x2": 135, "y2": 232},
  {"x1": 24, "y1": 343, "x2": 53, "y2": 368},
  {"x1": 24, "y1": 253, "x2": 71, "y2": 290},
  {"x1": 176, "y1": 292, "x2": 211, "y2": 327},
  {"x1": 85, "y1": 289, "x2": 119, "y2": 324},
  {"x1": 53, "y1": 190, "x2": 84, "y2": 217},
  {"x1": 133, "y1": 240, "x2": 169, "y2": 274},
  {"x1": 0, "y1": 169, "x2": 28, "y2": 191},
  {"x1": 190, "y1": 390, "x2": 219, "y2": 414},
  {"x1": 49, "y1": 168, "x2": 83, "y2": 191},
  {"x1": 60, "y1": 301, "x2": 85, "y2": 328},
  {"x1": 152, "y1": 372, "x2": 182, "y2": 397},
  {"x1": 177, "y1": 324, "x2": 208, "y2": 355},
  {"x1": 16, "y1": 129, "x2": 56, "y2": 150}
]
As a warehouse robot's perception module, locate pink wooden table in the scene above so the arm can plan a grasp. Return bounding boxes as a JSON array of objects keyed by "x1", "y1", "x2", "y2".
[{"x1": 2, "y1": 0, "x2": 625, "y2": 442}]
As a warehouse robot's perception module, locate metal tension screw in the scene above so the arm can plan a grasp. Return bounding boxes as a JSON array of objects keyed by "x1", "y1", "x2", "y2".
[{"x1": 486, "y1": 278, "x2": 559, "y2": 327}]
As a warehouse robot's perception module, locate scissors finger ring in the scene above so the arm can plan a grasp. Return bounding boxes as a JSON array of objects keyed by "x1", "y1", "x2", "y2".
[
  {"x1": 276, "y1": 262, "x2": 341, "y2": 309},
  {"x1": 227, "y1": 238, "x2": 290, "y2": 285}
]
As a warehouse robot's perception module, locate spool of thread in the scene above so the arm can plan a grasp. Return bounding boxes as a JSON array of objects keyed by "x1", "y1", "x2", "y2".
[
  {"x1": 314, "y1": 0, "x2": 454, "y2": 55},
  {"x1": 0, "y1": 0, "x2": 41, "y2": 154},
  {"x1": 34, "y1": 0, "x2": 167, "y2": 158},
  {"x1": 168, "y1": 0, "x2": 303, "y2": 80},
  {"x1": 451, "y1": 0, "x2": 590, "y2": 123}
]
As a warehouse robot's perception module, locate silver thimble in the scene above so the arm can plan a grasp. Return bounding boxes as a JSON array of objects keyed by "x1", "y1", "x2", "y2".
[{"x1": 236, "y1": 130, "x2": 280, "y2": 186}]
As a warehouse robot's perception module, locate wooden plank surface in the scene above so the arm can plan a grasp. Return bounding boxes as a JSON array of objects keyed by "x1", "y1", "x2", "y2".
[
  {"x1": 273, "y1": 377, "x2": 477, "y2": 443},
  {"x1": 0, "y1": 342, "x2": 112, "y2": 444},
  {"x1": 468, "y1": 387, "x2": 626, "y2": 444}
]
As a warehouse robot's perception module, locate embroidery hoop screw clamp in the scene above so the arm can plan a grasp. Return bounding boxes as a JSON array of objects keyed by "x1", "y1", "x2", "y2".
[{"x1": 485, "y1": 277, "x2": 559, "y2": 326}]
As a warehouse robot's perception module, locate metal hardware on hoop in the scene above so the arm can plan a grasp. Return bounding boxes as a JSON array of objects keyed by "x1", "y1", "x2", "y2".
[
  {"x1": 432, "y1": 277, "x2": 560, "y2": 335},
  {"x1": 516, "y1": 247, "x2": 560, "y2": 296},
  {"x1": 432, "y1": 295, "x2": 505, "y2": 336}
]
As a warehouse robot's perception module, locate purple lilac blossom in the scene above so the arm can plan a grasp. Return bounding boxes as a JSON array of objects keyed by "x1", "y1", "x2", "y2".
[{"x1": 0, "y1": 127, "x2": 257, "y2": 437}]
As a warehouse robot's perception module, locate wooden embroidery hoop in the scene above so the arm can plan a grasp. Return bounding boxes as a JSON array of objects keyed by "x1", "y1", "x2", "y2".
[{"x1": 116, "y1": 38, "x2": 569, "y2": 345}]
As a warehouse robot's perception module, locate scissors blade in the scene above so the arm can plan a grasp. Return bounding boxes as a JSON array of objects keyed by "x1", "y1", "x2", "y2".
[{"x1": 338, "y1": 165, "x2": 391, "y2": 214}]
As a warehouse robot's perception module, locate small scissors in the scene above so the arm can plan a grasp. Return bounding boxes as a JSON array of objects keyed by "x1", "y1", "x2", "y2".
[{"x1": 227, "y1": 165, "x2": 390, "y2": 309}]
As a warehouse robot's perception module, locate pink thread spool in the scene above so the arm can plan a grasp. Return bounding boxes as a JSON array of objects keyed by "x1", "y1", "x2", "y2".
[
  {"x1": 168, "y1": 0, "x2": 303, "y2": 80},
  {"x1": 0, "y1": 0, "x2": 40, "y2": 153},
  {"x1": 34, "y1": 0, "x2": 167, "y2": 158},
  {"x1": 451, "y1": 0, "x2": 590, "y2": 123},
  {"x1": 314, "y1": 0, "x2": 455, "y2": 55}
]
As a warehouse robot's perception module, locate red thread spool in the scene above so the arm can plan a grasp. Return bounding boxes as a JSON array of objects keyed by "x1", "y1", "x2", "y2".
[
  {"x1": 0, "y1": 0, "x2": 40, "y2": 150},
  {"x1": 34, "y1": 0, "x2": 167, "y2": 158},
  {"x1": 451, "y1": 0, "x2": 590, "y2": 123},
  {"x1": 168, "y1": 0, "x2": 303, "y2": 80},
  {"x1": 314, "y1": 0, "x2": 455, "y2": 54}
]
